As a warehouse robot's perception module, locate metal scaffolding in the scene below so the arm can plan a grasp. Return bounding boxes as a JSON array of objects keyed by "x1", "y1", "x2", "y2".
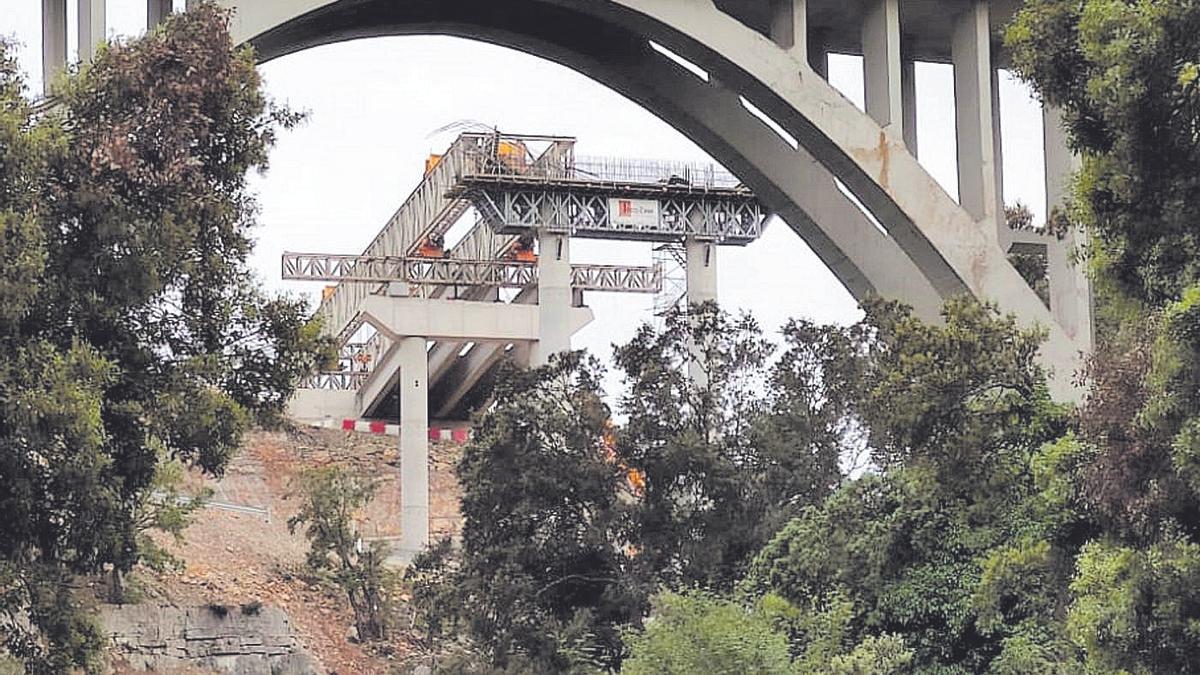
[
  {"x1": 465, "y1": 188, "x2": 763, "y2": 243},
  {"x1": 448, "y1": 132, "x2": 766, "y2": 244}
]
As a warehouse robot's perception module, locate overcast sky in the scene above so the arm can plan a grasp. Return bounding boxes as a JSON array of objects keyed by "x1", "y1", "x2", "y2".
[{"x1": 2, "y1": 1, "x2": 1051, "y2": 396}]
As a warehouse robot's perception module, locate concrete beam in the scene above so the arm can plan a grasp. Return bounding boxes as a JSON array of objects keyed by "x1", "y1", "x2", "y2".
[
  {"x1": 355, "y1": 341, "x2": 404, "y2": 418},
  {"x1": 861, "y1": 0, "x2": 902, "y2": 131},
  {"x1": 433, "y1": 343, "x2": 511, "y2": 419},
  {"x1": 428, "y1": 286, "x2": 540, "y2": 417},
  {"x1": 78, "y1": 0, "x2": 106, "y2": 62},
  {"x1": 397, "y1": 336, "x2": 428, "y2": 560},
  {"x1": 286, "y1": 389, "x2": 357, "y2": 423},
  {"x1": 951, "y1": 0, "x2": 1002, "y2": 237},
  {"x1": 42, "y1": 0, "x2": 67, "y2": 94},
  {"x1": 359, "y1": 295, "x2": 593, "y2": 343}
]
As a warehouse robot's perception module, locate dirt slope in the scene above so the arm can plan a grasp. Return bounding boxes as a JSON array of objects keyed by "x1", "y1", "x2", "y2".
[{"x1": 130, "y1": 428, "x2": 464, "y2": 674}]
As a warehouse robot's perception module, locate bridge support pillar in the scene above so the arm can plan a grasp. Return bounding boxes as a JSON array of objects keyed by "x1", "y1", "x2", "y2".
[
  {"x1": 534, "y1": 230, "x2": 572, "y2": 366},
  {"x1": 952, "y1": 0, "x2": 1004, "y2": 240},
  {"x1": 1043, "y1": 105, "x2": 1093, "y2": 351},
  {"x1": 78, "y1": 0, "x2": 106, "y2": 62},
  {"x1": 397, "y1": 336, "x2": 429, "y2": 561},
  {"x1": 41, "y1": 0, "x2": 67, "y2": 94},
  {"x1": 686, "y1": 238, "x2": 717, "y2": 387},
  {"x1": 148, "y1": 0, "x2": 173, "y2": 29},
  {"x1": 861, "y1": 0, "x2": 902, "y2": 132},
  {"x1": 901, "y1": 58, "x2": 918, "y2": 156},
  {"x1": 768, "y1": 0, "x2": 806, "y2": 62}
]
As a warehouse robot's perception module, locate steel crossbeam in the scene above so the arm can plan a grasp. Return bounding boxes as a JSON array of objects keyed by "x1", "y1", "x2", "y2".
[
  {"x1": 299, "y1": 371, "x2": 368, "y2": 390},
  {"x1": 283, "y1": 252, "x2": 662, "y2": 293},
  {"x1": 464, "y1": 187, "x2": 764, "y2": 243}
]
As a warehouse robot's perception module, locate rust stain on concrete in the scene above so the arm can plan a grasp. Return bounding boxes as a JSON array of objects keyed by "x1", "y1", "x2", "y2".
[{"x1": 848, "y1": 130, "x2": 892, "y2": 190}]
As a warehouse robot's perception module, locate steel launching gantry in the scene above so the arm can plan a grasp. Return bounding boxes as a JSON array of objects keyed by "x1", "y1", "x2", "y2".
[
  {"x1": 281, "y1": 252, "x2": 663, "y2": 293},
  {"x1": 283, "y1": 131, "x2": 767, "y2": 561}
]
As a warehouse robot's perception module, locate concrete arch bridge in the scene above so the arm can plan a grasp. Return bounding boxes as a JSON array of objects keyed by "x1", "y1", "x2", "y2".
[
  {"x1": 46, "y1": 0, "x2": 1093, "y2": 399},
  {"x1": 39, "y1": 0, "x2": 1094, "y2": 557}
]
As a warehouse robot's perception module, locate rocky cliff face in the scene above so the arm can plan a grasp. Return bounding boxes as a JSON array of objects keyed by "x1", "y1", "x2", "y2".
[{"x1": 103, "y1": 604, "x2": 320, "y2": 674}]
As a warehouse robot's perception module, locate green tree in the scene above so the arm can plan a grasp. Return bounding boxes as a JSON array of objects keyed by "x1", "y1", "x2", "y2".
[
  {"x1": 289, "y1": 467, "x2": 393, "y2": 642},
  {"x1": 621, "y1": 592, "x2": 794, "y2": 675},
  {"x1": 410, "y1": 353, "x2": 640, "y2": 672},
  {"x1": 614, "y1": 303, "x2": 844, "y2": 589},
  {"x1": 748, "y1": 299, "x2": 1075, "y2": 672},
  {"x1": 0, "y1": 5, "x2": 331, "y2": 669},
  {"x1": 1008, "y1": 1, "x2": 1200, "y2": 668}
]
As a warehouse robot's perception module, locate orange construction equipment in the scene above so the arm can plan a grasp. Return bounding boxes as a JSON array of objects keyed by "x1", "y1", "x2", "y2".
[
  {"x1": 414, "y1": 234, "x2": 447, "y2": 258},
  {"x1": 506, "y1": 238, "x2": 537, "y2": 262},
  {"x1": 496, "y1": 140, "x2": 528, "y2": 172},
  {"x1": 602, "y1": 420, "x2": 645, "y2": 497},
  {"x1": 424, "y1": 153, "x2": 443, "y2": 175}
]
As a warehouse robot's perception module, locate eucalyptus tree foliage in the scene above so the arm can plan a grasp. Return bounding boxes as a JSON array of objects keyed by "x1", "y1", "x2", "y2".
[{"x1": 0, "y1": 4, "x2": 331, "y2": 669}]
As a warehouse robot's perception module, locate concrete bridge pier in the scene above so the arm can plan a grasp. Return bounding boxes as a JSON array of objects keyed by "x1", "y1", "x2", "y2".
[
  {"x1": 396, "y1": 335, "x2": 429, "y2": 562},
  {"x1": 41, "y1": 0, "x2": 67, "y2": 93},
  {"x1": 686, "y1": 237, "x2": 717, "y2": 387},
  {"x1": 952, "y1": 0, "x2": 1005, "y2": 241},
  {"x1": 533, "y1": 229, "x2": 573, "y2": 366}
]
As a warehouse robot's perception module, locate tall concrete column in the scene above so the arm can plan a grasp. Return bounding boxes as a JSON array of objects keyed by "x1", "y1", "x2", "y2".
[
  {"x1": 808, "y1": 30, "x2": 829, "y2": 78},
  {"x1": 42, "y1": 0, "x2": 67, "y2": 94},
  {"x1": 901, "y1": 58, "x2": 918, "y2": 156},
  {"x1": 686, "y1": 238, "x2": 717, "y2": 387},
  {"x1": 77, "y1": 0, "x2": 105, "y2": 62},
  {"x1": 1043, "y1": 105, "x2": 1093, "y2": 350},
  {"x1": 769, "y1": 0, "x2": 807, "y2": 61},
  {"x1": 397, "y1": 336, "x2": 429, "y2": 560},
  {"x1": 861, "y1": 0, "x2": 902, "y2": 130},
  {"x1": 147, "y1": 0, "x2": 173, "y2": 29},
  {"x1": 991, "y1": 66, "x2": 1008, "y2": 243},
  {"x1": 952, "y1": 0, "x2": 1003, "y2": 239},
  {"x1": 533, "y1": 230, "x2": 572, "y2": 366},
  {"x1": 685, "y1": 238, "x2": 717, "y2": 306}
]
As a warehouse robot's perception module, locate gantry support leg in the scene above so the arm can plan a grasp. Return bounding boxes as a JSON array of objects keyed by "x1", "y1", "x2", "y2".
[
  {"x1": 952, "y1": 0, "x2": 1004, "y2": 240},
  {"x1": 42, "y1": 0, "x2": 67, "y2": 94},
  {"x1": 77, "y1": 0, "x2": 105, "y2": 62},
  {"x1": 686, "y1": 238, "x2": 718, "y2": 387},
  {"x1": 1043, "y1": 105, "x2": 1093, "y2": 351},
  {"x1": 397, "y1": 336, "x2": 429, "y2": 560},
  {"x1": 533, "y1": 230, "x2": 572, "y2": 366}
]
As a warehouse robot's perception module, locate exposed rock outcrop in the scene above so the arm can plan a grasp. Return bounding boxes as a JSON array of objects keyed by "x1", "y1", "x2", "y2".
[{"x1": 103, "y1": 603, "x2": 320, "y2": 674}]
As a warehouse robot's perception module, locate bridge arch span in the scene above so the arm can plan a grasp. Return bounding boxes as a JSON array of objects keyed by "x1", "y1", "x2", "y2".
[{"x1": 217, "y1": 0, "x2": 1087, "y2": 399}]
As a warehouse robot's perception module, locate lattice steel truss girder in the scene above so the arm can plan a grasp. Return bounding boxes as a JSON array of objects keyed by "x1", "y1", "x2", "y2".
[
  {"x1": 299, "y1": 371, "x2": 368, "y2": 390},
  {"x1": 463, "y1": 186, "x2": 764, "y2": 244},
  {"x1": 283, "y1": 253, "x2": 662, "y2": 293}
]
